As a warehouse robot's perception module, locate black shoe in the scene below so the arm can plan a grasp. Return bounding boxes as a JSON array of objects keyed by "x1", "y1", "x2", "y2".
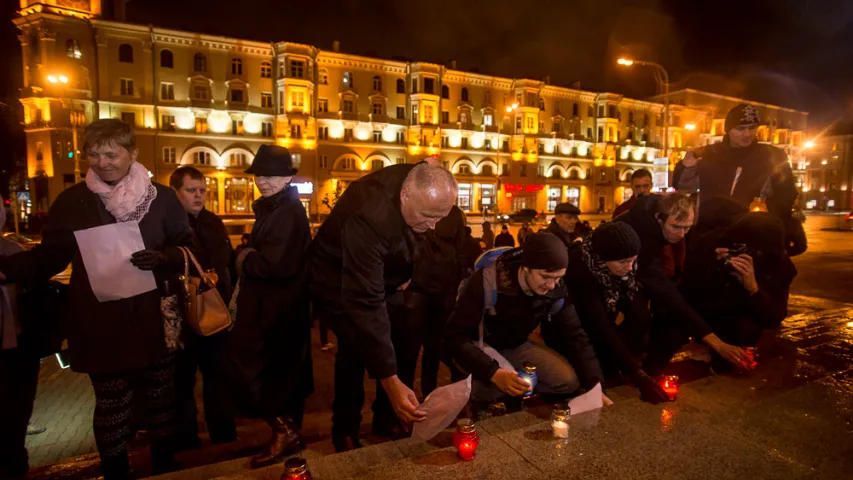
[
  {"x1": 332, "y1": 432, "x2": 362, "y2": 452},
  {"x1": 372, "y1": 417, "x2": 409, "y2": 440},
  {"x1": 250, "y1": 417, "x2": 304, "y2": 469}
]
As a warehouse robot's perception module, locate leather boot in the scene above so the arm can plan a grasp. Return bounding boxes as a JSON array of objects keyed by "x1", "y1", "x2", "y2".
[
  {"x1": 250, "y1": 417, "x2": 304, "y2": 469},
  {"x1": 332, "y1": 432, "x2": 362, "y2": 453}
]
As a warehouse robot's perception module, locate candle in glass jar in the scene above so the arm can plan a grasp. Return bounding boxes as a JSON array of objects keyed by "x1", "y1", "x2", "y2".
[
  {"x1": 659, "y1": 375, "x2": 679, "y2": 401},
  {"x1": 517, "y1": 362, "x2": 538, "y2": 397},
  {"x1": 745, "y1": 346, "x2": 758, "y2": 369},
  {"x1": 550, "y1": 403, "x2": 571, "y2": 439},
  {"x1": 281, "y1": 457, "x2": 312, "y2": 480},
  {"x1": 453, "y1": 419, "x2": 480, "y2": 461}
]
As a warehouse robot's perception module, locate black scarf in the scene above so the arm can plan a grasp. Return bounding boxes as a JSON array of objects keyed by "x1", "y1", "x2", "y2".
[{"x1": 581, "y1": 238, "x2": 639, "y2": 310}]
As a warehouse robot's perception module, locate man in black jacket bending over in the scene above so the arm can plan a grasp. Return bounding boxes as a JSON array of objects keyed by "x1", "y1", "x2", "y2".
[
  {"x1": 444, "y1": 233, "x2": 603, "y2": 407},
  {"x1": 310, "y1": 162, "x2": 457, "y2": 452}
]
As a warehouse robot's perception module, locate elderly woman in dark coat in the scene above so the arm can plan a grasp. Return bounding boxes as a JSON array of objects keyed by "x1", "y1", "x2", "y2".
[
  {"x1": 0, "y1": 119, "x2": 193, "y2": 479},
  {"x1": 229, "y1": 145, "x2": 313, "y2": 469}
]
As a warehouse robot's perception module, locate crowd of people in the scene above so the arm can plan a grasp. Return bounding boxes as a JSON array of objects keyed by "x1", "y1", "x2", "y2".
[{"x1": 0, "y1": 102, "x2": 805, "y2": 480}]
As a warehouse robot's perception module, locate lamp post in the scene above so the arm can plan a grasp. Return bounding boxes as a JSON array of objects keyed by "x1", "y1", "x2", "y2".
[
  {"x1": 49, "y1": 73, "x2": 83, "y2": 183},
  {"x1": 492, "y1": 102, "x2": 518, "y2": 217},
  {"x1": 617, "y1": 58, "x2": 670, "y2": 170}
]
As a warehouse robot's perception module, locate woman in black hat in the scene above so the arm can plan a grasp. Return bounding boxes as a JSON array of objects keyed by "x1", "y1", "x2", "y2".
[
  {"x1": 564, "y1": 222, "x2": 671, "y2": 403},
  {"x1": 228, "y1": 144, "x2": 314, "y2": 468}
]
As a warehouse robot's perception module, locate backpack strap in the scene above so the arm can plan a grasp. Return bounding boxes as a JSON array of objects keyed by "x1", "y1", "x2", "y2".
[{"x1": 478, "y1": 266, "x2": 498, "y2": 349}]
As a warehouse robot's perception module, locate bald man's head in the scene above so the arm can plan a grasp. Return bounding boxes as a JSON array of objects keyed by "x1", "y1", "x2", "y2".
[{"x1": 400, "y1": 163, "x2": 458, "y2": 233}]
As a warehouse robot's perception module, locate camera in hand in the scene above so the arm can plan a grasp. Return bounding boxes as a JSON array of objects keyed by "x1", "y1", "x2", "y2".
[{"x1": 719, "y1": 242, "x2": 751, "y2": 273}]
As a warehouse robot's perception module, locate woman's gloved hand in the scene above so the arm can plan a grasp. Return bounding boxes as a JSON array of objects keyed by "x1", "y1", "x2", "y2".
[{"x1": 130, "y1": 249, "x2": 165, "y2": 271}]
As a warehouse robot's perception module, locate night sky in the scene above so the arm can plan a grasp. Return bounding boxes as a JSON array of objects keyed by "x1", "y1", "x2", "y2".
[{"x1": 2, "y1": 0, "x2": 853, "y2": 127}]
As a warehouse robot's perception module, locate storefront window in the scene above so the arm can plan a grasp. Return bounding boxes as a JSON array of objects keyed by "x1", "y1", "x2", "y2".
[
  {"x1": 225, "y1": 177, "x2": 254, "y2": 213},
  {"x1": 566, "y1": 187, "x2": 580, "y2": 207},
  {"x1": 457, "y1": 183, "x2": 472, "y2": 212},
  {"x1": 547, "y1": 186, "x2": 561, "y2": 212},
  {"x1": 479, "y1": 184, "x2": 495, "y2": 214},
  {"x1": 205, "y1": 177, "x2": 219, "y2": 213}
]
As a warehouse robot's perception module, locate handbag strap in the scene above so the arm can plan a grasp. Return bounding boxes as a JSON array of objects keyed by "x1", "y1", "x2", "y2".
[
  {"x1": 179, "y1": 246, "x2": 190, "y2": 288},
  {"x1": 181, "y1": 246, "x2": 218, "y2": 287}
]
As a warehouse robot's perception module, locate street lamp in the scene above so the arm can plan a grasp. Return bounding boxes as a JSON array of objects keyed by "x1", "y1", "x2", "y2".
[
  {"x1": 685, "y1": 123, "x2": 696, "y2": 131},
  {"x1": 804, "y1": 140, "x2": 815, "y2": 149},
  {"x1": 617, "y1": 57, "x2": 670, "y2": 169}
]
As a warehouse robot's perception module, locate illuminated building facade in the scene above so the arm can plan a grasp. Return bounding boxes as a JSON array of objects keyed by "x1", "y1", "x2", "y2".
[{"x1": 15, "y1": 0, "x2": 810, "y2": 220}]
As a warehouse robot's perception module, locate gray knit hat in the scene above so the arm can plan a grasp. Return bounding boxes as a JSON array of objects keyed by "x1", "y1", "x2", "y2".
[{"x1": 590, "y1": 222, "x2": 641, "y2": 261}]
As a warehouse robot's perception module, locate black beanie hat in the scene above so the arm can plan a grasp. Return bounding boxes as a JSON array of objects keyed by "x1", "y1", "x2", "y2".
[
  {"x1": 725, "y1": 103, "x2": 761, "y2": 133},
  {"x1": 590, "y1": 222, "x2": 641, "y2": 261},
  {"x1": 521, "y1": 233, "x2": 569, "y2": 270}
]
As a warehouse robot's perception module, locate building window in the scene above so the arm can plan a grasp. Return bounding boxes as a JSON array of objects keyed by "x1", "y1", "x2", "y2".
[
  {"x1": 320, "y1": 155, "x2": 329, "y2": 168},
  {"x1": 396, "y1": 131, "x2": 405, "y2": 144},
  {"x1": 460, "y1": 110, "x2": 470, "y2": 124},
  {"x1": 342, "y1": 71, "x2": 353, "y2": 87},
  {"x1": 461, "y1": 137, "x2": 468, "y2": 149},
  {"x1": 412, "y1": 78, "x2": 418, "y2": 94},
  {"x1": 628, "y1": 111, "x2": 634, "y2": 123},
  {"x1": 441, "y1": 111, "x2": 449, "y2": 124},
  {"x1": 193, "y1": 85, "x2": 209, "y2": 101},
  {"x1": 441, "y1": 85, "x2": 449, "y2": 99},
  {"x1": 459, "y1": 165, "x2": 471, "y2": 174},
  {"x1": 340, "y1": 157, "x2": 356, "y2": 170},
  {"x1": 424, "y1": 105, "x2": 434, "y2": 123},
  {"x1": 371, "y1": 159, "x2": 384, "y2": 170},
  {"x1": 291, "y1": 154, "x2": 302, "y2": 169},
  {"x1": 566, "y1": 187, "x2": 580, "y2": 207},
  {"x1": 373, "y1": 76, "x2": 382, "y2": 92},
  {"x1": 396, "y1": 106, "x2": 405, "y2": 119},
  {"x1": 396, "y1": 78, "x2": 405, "y2": 93},
  {"x1": 588, "y1": 105, "x2": 594, "y2": 117},
  {"x1": 290, "y1": 60, "x2": 305, "y2": 78},
  {"x1": 501, "y1": 163, "x2": 509, "y2": 175},
  {"x1": 598, "y1": 127, "x2": 604, "y2": 141},
  {"x1": 160, "y1": 83, "x2": 174, "y2": 100},
  {"x1": 162, "y1": 146, "x2": 176, "y2": 163},
  {"x1": 547, "y1": 186, "x2": 561, "y2": 212},
  {"x1": 461, "y1": 87, "x2": 469, "y2": 102},
  {"x1": 230, "y1": 89, "x2": 245, "y2": 103},
  {"x1": 484, "y1": 90, "x2": 492, "y2": 105},
  {"x1": 457, "y1": 182, "x2": 472, "y2": 212},
  {"x1": 260, "y1": 61, "x2": 272, "y2": 78},
  {"x1": 396, "y1": 157, "x2": 406, "y2": 164},
  {"x1": 372, "y1": 102, "x2": 384, "y2": 115},
  {"x1": 232, "y1": 119, "x2": 244, "y2": 135},
  {"x1": 193, "y1": 53, "x2": 207, "y2": 72},
  {"x1": 318, "y1": 99, "x2": 328, "y2": 113},
  {"x1": 262, "y1": 122, "x2": 273, "y2": 137},
  {"x1": 120, "y1": 112, "x2": 135, "y2": 125},
  {"x1": 160, "y1": 49, "x2": 173, "y2": 68},
  {"x1": 195, "y1": 117, "x2": 208, "y2": 133},
  {"x1": 120, "y1": 79, "x2": 134, "y2": 96},
  {"x1": 231, "y1": 58, "x2": 243, "y2": 75},
  {"x1": 481, "y1": 164, "x2": 494, "y2": 176},
  {"x1": 572, "y1": 103, "x2": 579, "y2": 117},
  {"x1": 230, "y1": 153, "x2": 247, "y2": 168},
  {"x1": 118, "y1": 43, "x2": 133, "y2": 63},
  {"x1": 204, "y1": 177, "x2": 219, "y2": 212},
  {"x1": 226, "y1": 178, "x2": 254, "y2": 213},
  {"x1": 516, "y1": 115, "x2": 522, "y2": 131},
  {"x1": 373, "y1": 131, "x2": 382, "y2": 143},
  {"x1": 552, "y1": 121, "x2": 560, "y2": 133},
  {"x1": 161, "y1": 115, "x2": 175, "y2": 132},
  {"x1": 480, "y1": 113, "x2": 491, "y2": 127},
  {"x1": 291, "y1": 91, "x2": 305, "y2": 109},
  {"x1": 291, "y1": 125, "x2": 302, "y2": 139},
  {"x1": 644, "y1": 113, "x2": 650, "y2": 126},
  {"x1": 319, "y1": 69, "x2": 328, "y2": 84},
  {"x1": 193, "y1": 151, "x2": 211, "y2": 165},
  {"x1": 343, "y1": 99, "x2": 354, "y2": 113},
  {"x1": 66, "y1": 39, "x2": 82, "y2": 59},
  {"x1": 318, "y1": 126, "x2": 329, "y2": 140},
  {"x1": 262, "y1": 92, "x2": 273, "y2": 108},
  {"x1": 526, "y1": 116, "x2": 534, "y2": 130},
  {"x1": 344, "y1": 128, "x2": 353, "y2": 141},
  {"x1": 539, "y1": 98, "x2": 545, "y2": 110},
  {"x1": 520, "y1": 164, "x2": 527, "y2": 177}
]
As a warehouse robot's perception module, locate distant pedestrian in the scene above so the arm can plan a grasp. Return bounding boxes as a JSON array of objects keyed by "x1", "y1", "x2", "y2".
[
  {"x1": 481, "y1": 221, "x2": 495, "y2": 249},
  {"x1": 462, "y1": 226, "x2": 483, "y2": 271},
  {"x1": 517, "y1": 222, "x2": 532, "y2": 246},
  {"x1": 494, "y1": 224, "x2": 515, "y2": 247}
]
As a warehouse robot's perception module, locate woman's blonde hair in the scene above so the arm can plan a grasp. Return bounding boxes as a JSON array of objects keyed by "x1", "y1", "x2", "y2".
[{"x1": 83, "y1": 119, "x2": 136, "y2": 154}]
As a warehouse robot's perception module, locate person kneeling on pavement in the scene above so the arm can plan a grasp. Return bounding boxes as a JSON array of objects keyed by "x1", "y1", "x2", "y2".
[
  {"x1": 444, "y1": 233, "x2": 603, "y2": 412},
  {"x1": 565, "y1": 222, "x2": 671, "y2": 403},
  {"x1": 655, "y1": 211, "x2": 796, "y2": 373}
]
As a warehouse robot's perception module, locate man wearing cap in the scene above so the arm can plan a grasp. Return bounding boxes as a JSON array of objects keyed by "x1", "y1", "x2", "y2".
[
  {"x1": 675, "y1": 103, "x2": 798, "y2": 226},
  {"x1": 444, "y1": 233, "x2": 603, "y2": 407},
  {"x1": 310, "y1": 162, "x2": 457, "y2": 451},
  {"x1": 545, "y1": 202, "x2": 584, "y2": 247},
  {"x1": 228, "y1": 144, "x2": 314, "y2": 468}
]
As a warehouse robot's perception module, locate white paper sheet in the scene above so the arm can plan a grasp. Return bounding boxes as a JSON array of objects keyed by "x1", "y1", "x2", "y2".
[
  {"x1": 410, "y1": 376, "x2": 472, "y2": 443},
  {"x1": 73, "y1": 221, "x2": 157, "y2": 302},
  {"x1": 568, "y1": 382, "x2": 604, "y2": 416}
]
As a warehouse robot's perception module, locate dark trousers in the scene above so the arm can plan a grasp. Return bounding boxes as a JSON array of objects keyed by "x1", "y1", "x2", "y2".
[
  {"x1": 404, "y1": 290, "x2": 455, "y2": 397},
  {"x1": 89, "y1": 355, "x2": 177, "y2": 478},
  {"x1": 0, "y1": 338, "x2": 41, "y2": 479},
  {"x1": 644, "y1": 309, "x2": 763, "y2": 376},
  {"x1": 320, "y1": 293, "x2": 423, "y2": 436},
  {"x1": 592, "y1": 298, "x2": 652, "y2": 383},
  {"x1": 174, "y1": 332, "x2": 236, "y2": 444}
]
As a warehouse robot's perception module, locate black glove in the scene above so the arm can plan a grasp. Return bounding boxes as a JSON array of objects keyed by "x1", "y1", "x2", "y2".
[
  {"x1": 130, "y1": 249, "x2": 165, "y2": 271},
  {"x1": 634, "y1": 372, "x2": 671, "y2": 404}
]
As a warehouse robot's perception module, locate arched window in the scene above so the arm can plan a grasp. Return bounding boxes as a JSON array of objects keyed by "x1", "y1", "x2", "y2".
[
  {"x1": 481, "y1": 164, "x2": 494, "y2": 176},
  {"x1": 66, "y1": 39, "x2": 81, "y2": 59},
  {"x1": 569, "y1": 169, "x2": 580, "y2": 180},
  {"x1": 118, "y1": 43, "x2": 133, "y2": 63},
  {"x1": 343, "y1": 72, "x2": 353, "y2": 88},
  {"x1": 160, "y1": 49, "x2": 173, "y2": 68},
  {"x1": 231, "y1": 58, "x2": 243, "y2": 75},
  {"x1": 194, "y1": 53, "x2": 207, "y2": 72},
  {"x1": 396, "y1": 78, "x2": 405, "y2": 93},
  {"x1": 551, "y1": 169, "x2": 562, "y2": 179},
  {"x1": 461, "y1": 87, "x2": 469, "y2": 102},
  {"x1": 371, "y1": 159, "x2": 384, "y2": 171},
  {"x1": 260, "y1": 61, "x2": 272, "y2": 78},
  {"x1": 441, "y1": 85, "x2": 449, "y2": 99},
  {"x1": 372, "y1": 76, "x2": 382, "y2": 92}
]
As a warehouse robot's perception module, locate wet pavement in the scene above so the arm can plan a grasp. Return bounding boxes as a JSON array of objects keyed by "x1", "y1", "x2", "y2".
[{"x1": 22, "y1": 223, "x2": 853, "y2": 479}]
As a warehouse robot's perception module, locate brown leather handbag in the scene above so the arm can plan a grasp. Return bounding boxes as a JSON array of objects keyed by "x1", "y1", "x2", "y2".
[{"x1": 178, "y1": 246, "x2": 231, "y2": 336}]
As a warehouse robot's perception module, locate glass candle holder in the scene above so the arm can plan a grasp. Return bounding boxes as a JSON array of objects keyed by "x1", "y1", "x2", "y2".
[
  {"x1": 453, "y1": 419, "x2": 480, "y2": 461},
  {"x1": 550, "y1": 403, "x2": 571, "y2": 439},
  {"x1": 517, "y1": 362, "x2": 538, "y2": 397},
  {"x1": 281, "y1": 457, "x2": 312, "y2": 480},
  {"x1": 745, "y1": 346, "x2": 758, "y2": 369},
  {"x1": 659, "y1": 375, "x2": 679, "y2": 401}
]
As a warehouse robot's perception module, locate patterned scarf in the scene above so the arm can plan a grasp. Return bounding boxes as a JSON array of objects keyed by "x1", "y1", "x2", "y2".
[
  {"x1": 581, "y1": 238, "x2": 639, "y2": 310},
  {"x1": 85, "y1": 162, "x2": 157, "y2": 222}
]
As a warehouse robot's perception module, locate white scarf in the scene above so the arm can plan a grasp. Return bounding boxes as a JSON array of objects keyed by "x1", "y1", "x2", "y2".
[{"x1": 85, "y1": 162, "x2": 155, "y2": 222}]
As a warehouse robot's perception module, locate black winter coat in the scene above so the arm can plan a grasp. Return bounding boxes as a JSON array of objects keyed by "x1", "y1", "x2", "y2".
[
  {"x1": 229, "y1": 186, "x2": 313, "y2": 417},
  {"x1": 545, "y1": 219, "x2": 582, "y2": 246},
  {"x1": 444, "y1": 250, "x2": 603, "y2": 388},
  {"x1": 310, "y1": 164, "x2": 419, "y2": 379},
  {"x1": 411, "y1": 205, "x2": 468, "y2": 296},
  {"x1": 189, "y1": 208, "x2": 233, "y2": 303},
  {"x1": 0, "y1": 183, "x2": 192, "y2": 375},
  {"x1": 494, "y1": 232, "x2": 515, "y2": 248},
  {"x1": 613, "y1": 195, "x2": 713, "y2": 339}
]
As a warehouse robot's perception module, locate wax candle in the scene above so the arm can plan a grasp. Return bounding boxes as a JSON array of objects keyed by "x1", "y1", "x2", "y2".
[
  {"x1": 453, "y1": 419, "x2": 480, "y2": 461},
  {"x1": 281, "y1": 457, "x2": 312, "y2": 480},
  {"x1": 745, "y1": 346, "x2": 758, "y2": 369},
  {"x1": 659, "y1": 375, "x2": 679, "y2": 401},
  {"x1": 517, "y1": 362, "x2": 538, "y2": 397},
  {"x1": 550, "y1": 403, "x2": 571, "y2": 439}
]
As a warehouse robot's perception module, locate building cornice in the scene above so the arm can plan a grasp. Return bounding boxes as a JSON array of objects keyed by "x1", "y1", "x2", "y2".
[{"x1": 653, "y1": 88, "x2": 809, "y2": 116}]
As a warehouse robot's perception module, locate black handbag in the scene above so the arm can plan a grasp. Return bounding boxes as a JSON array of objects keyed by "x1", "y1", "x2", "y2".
[{"x1": 18, "y1": 280, "x2": 68, "y2": 358}]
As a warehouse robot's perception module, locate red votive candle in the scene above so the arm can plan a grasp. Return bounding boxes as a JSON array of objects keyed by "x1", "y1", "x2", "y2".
[
  {"x1": 281, "y1": 457, "x2": 312, "y2": 480},
  {"x1": 745, "y1": 347, "x2": 758, "y2": 369},
  {"x1": 453, "y1": 419, "x2": 480, "y2": 461},
  {"x1": 659, "y1": 375, "x2": 679, "y2": 401}
]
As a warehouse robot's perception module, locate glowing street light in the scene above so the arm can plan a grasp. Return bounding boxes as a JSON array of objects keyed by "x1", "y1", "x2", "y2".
[
  {"x1": 617, "y1": 57, "x2": 671, "y2": 169},
  {"x1": 617, "y1": 58, "x2": 634, "y2": 66},
  {"x1": 804, "y1": 140, "x2": 815, "y2": 149},
  {"x1": 47, "y1": 74, "x2": 69, "y2": 84},
  {"x1": 47, "y1": 75, "x2": 58, "y2": 83},
  {"x1": 685, "y1": 123, "x2": 696, "y2": 131},
  {"x1": 58, "y1": 75, "x2": 69, "y2": 84}
]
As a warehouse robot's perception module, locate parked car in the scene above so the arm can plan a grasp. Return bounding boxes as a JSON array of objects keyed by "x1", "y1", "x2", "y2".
[
  {"x1": 496, "y1": 209, "x2": 545, "y2": 225},
  {"x1": 845, "y1": 211, "x2": 853, "y2": 230}
]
